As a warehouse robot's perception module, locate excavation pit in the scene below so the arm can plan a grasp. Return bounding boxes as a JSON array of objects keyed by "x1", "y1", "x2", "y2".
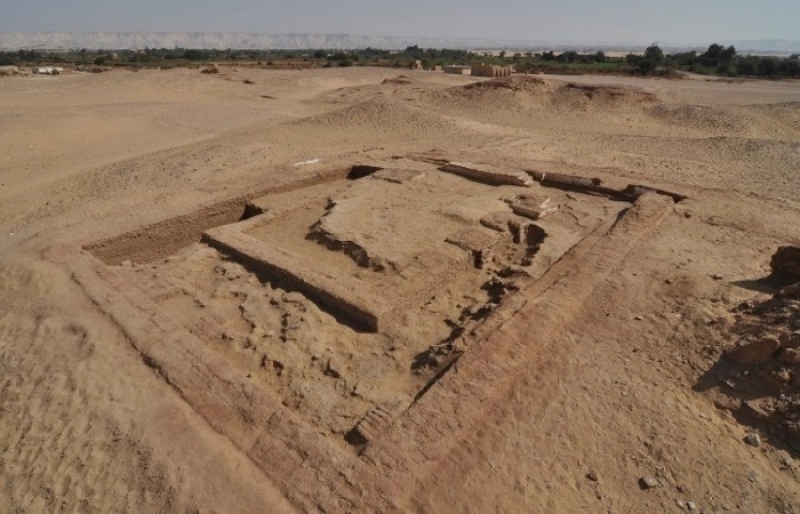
[{"x1": 56, "y1": 157, "x2": 676, "y2": 508}]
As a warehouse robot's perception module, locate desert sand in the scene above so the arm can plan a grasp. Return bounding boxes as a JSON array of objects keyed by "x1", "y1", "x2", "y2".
[{"x1": 1, "y1": 66, "x2": 800, "y2": 513}]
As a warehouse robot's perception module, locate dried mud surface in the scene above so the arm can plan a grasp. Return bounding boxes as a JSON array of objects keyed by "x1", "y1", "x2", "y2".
[{"x1": 2, "y1": 67, "x2": 800, "y2": 513}]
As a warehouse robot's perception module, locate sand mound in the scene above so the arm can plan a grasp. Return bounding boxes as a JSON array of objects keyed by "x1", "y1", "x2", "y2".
[
  {"x1": 647, "y1": 104, "x2": 746, "y2": 132},
  {"x1": 412, "y1": 77, "x2": 672, "y2": 140},
  {"x1": 311, "y1": 84, "x2": 385, "y2": 106},
  {"x1": 754, "y1": 102, "x2": 800, "y2": 134},
  {"x1": 425, "y1": 77, "x2": 658, "y2": 116},
  {"x1": 551, "y1": 82, "x2": 659, "y2": 108},
  {"x1": 654, "y1": 135, "x2": 799, "y2": 165},
  {"x1": 435, "y1": 76, "x2": 549, "y2": 101},
  {"x1": 313, "y1": 81, "x2": 418, "y2": 106},
  {"x1": 463, "y1": 76, "x2": 547, "y2": 92},
  {"x1": 419, "y1": 76, "x2": 551, "y2": 117},
  {"x1": 293, "y1": 96, "x2": 455, "y2": 136},
  {"x1": 382, "y1": 75, "x2": 414, "y2": 85}
]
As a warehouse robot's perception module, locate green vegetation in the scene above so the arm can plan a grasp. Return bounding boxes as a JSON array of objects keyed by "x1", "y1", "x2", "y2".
[
  {"x1": 663, "y1": 44, "x2": 800, "y2": 78},
  {"x1": 1, "y1": 43, "x2": 798, "y2": 79}
]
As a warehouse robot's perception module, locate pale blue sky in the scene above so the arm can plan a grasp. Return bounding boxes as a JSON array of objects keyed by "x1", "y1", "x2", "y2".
[{"x1": 0, "y1": 0, "x2": 797, "y2": 44}]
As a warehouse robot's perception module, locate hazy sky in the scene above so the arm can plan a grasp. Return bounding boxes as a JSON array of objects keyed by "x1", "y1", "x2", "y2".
[{"x1": 1, "y1": 0, "x2": 797, "y2": 44}]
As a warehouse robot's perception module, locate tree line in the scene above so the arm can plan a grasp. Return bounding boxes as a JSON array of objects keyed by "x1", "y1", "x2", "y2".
[
  {"x1": 628, "y1": 43, "x2": 800, "y2": 78},
  {"x1": 1, "y1": 44, "x2": 798, "y2": 78}
]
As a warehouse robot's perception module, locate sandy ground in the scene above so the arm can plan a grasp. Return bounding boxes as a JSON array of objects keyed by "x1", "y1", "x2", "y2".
[{"x1": 1, "y1": 66, "x2": 800, "y2": 513}]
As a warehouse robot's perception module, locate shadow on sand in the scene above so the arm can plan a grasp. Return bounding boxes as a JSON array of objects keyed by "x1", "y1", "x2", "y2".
[{"x1": 731, "y1": 272, "x2": 797, "y2": 295}]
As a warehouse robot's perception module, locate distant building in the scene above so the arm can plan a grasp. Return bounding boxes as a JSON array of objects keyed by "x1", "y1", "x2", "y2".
[
  {"x1": 471, "y1": 64, "x2": 513, "y2": 77},
  {"x1": 443, "y1": 65, "x2": 471, "y2": 75},
  {"x1": 409, "y1": 60, "x2": 423, "y2": 70}
]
